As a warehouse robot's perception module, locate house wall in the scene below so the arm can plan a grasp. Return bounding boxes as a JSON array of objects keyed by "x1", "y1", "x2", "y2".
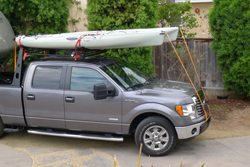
[
  {"x1": 189, "y1": 2, "x2": 213, "y2": 38},
  {"x1": 68, "y1": 0, "x2": 88, "y2": 32}
]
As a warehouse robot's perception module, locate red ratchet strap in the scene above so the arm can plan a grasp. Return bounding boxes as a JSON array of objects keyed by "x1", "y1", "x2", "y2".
[
  {"x1": 74, "y1": 55, "x2": 80, "y2": 61},
  {"x1": 17, "y1": 35, "x2": 28, "y2": 61},
  {"x1": 74, "y1": 34, "x2": 95, "y2": 60}
]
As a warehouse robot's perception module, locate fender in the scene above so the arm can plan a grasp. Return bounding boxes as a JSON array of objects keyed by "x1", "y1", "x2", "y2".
[{"x1": 123, "y1": 103, "x2": 182, "y2": 126}]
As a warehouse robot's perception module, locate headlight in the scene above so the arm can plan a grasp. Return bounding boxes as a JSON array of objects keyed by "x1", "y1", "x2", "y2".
[
  {"x1": 182, "y1": 103, "x2": 196, "y2": 119},
  {"x1": 175, "y1": 103, "x2": 197, "y2": 119}
]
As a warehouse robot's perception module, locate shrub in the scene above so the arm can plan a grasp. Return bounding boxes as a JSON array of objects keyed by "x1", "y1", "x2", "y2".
[
  {"x1": 209, "y1": 0, "x2": 250, "y2": 97},
  {"x1": 158, "y1": 0, "x2": 199, "y2": 37},
  {"x1": 85, "y1": 0, "x2": 159, "y2": 76},
  {"x1": 0, "y1": 0, "x2": 71, "y2": 35}
]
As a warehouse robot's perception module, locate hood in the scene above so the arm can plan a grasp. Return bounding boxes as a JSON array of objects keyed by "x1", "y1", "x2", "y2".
[
  {"x1": 153, "y1": 79, "x2": 198, "y2": 95},
  {"x1": 138, "y1": 79, "x2": 199, "y2": 105}
]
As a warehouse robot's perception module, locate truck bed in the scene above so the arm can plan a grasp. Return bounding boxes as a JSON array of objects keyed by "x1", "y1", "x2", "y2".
[{"x1": 0, "y1": 72, "x2": 13, "y2": 84}]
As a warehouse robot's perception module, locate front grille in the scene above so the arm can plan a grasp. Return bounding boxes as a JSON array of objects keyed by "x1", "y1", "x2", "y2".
[
  {"x1": 192, "y1": 90, "x2": 205, "y2": 118},
  {"x1": 195, "y1": 98, "x2": 204, "y2": 117}
]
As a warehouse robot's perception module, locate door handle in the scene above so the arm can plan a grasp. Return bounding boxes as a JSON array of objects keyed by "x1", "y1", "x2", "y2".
[
  {"x1": 27, "y1": 94, "x2": 35, "y2": 100},
  {"x1": 65, "y1": 97, "x2": 75, "y2": 103}
]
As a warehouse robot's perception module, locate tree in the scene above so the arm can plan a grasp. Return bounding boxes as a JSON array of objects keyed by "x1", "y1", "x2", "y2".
[
  {"x1": 85, "y1": 0, "x2": 159, "y2": 76},
  {"x1": 158, "y1": 0, "x2": 199, "y2": 37},
  {"x1": 0, "y1": 0, "x2": 72, "y2": 70},
  {"x1": 209, "y1": 0, "x2": 250, "y2": 97},
  {"x1": 0, "y1": 0, "x2": 71, "y2": 35}
]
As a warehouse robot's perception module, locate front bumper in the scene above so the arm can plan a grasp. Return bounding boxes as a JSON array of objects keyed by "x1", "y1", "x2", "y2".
[{"x1": 175, "y1": 118, "x2": 211, "y2": 139}]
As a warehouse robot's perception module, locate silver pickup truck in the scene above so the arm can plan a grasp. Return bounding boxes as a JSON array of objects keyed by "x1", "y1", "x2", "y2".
[
  {"x1": 0, "y1": 10, "x2": 210, "y2": 156},
  {"x1": 0, "y1": 49, "x2": 211, "y2": 156}
]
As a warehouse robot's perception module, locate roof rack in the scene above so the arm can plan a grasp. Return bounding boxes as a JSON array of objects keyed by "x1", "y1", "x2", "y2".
[{"x1": 21, "y1": 47, "x2": 107, "y2": 60}]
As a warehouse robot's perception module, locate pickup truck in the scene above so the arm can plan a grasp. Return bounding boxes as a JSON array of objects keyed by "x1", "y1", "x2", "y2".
[{"x1": 0, "y1": 49, "x2": 210, "y2": 156}]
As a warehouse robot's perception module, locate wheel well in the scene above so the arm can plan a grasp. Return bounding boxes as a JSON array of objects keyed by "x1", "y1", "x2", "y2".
[{"x1": 129, "y1": 113, "x2": 175, "y2": 134}]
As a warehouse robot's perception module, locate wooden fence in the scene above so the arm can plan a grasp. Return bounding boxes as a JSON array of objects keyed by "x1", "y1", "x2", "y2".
[{"x1": 153, "y1": 38, "x2": 224, "y2": 88}]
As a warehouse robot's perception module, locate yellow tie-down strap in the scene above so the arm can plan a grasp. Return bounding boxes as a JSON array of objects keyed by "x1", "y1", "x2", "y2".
[{"x1": 165, "y1": 29, "x2": 211, "y2": 122}]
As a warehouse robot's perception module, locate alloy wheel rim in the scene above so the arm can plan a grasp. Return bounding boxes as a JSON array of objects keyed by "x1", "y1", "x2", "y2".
[{"x1": 143, "y1": 125, "x2": 169, "y2": 151}]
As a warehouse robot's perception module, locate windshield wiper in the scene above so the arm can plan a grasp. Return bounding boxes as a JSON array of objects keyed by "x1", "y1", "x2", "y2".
[
  {"x1": 126, "y1": 83, "x2": 144, "y2": 90},
  {"x1": 126, "y1": 77, "x2": 159, "y2": 91},
  {"x1": 144, "y1": 77, "x2": 158, "y2": 85}
]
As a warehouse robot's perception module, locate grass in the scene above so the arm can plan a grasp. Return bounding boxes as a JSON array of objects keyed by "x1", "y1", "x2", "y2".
[
  {"x1": 112, "y1": 144, "x2": 205, "y2": 167},
  {"x1": 210, "y1": 105, "x2": 225, "y2": 111}
]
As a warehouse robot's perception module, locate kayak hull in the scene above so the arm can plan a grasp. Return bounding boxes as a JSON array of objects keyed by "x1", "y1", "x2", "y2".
[{"x1": 0, "y1": 11, "x2": 15, "y2": 58}]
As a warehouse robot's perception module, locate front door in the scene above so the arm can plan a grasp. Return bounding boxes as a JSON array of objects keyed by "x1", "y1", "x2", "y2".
[{"x1": 64, "y1": 66, "x2": 122, "y2": 133}]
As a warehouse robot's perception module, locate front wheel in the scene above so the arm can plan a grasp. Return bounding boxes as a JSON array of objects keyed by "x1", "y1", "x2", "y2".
[
  {"x1": 0, "y1": 117, "x2": 5, "y2": 138},
  {"x1": 135, "y1": 116, "x2": 177, "y2": 156}
]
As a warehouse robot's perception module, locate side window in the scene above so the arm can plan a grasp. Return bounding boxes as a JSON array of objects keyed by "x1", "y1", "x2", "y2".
[
  {"x1": 70, "y1": 67, "x2": 108, "y2": 92},
  {"x1": 33, "y1": 66, "x2": 62, "y2": 89}
]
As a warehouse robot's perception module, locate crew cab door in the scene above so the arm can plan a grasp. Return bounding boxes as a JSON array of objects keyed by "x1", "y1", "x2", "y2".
[
  {"x1": 23, "y1": 64, "x2": 66, "y2": 128},
  {"x1": 64, "y1": 65, "x2": 122, "y2": 133}
]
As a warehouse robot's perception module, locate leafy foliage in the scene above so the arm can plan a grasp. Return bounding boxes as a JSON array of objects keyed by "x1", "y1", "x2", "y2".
[
  {"x1": 0, "y1": 0, "x2": 72, "y2": 70},
  {"x1": 209, "y1": 0, "x2": 250, "y2": 97},
  {"x1": 158, "y1": 0, "x2": 199, "y2": 37},
  {"x1": 0, "y1": 0, "x2": 71, "y2": 35},
  {"x1": 85, "y1": 0, "x2": 159, "y2": 76}
]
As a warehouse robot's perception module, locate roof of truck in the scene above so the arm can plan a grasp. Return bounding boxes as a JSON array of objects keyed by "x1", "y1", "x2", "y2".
[{"x1": 30, "y1": 57, "x2": 117, "y2": 67}]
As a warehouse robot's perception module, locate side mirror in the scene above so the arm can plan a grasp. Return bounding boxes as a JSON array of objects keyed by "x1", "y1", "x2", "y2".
[{"x1": 94, "y1": 83, "x2": 116, "y2": 100}]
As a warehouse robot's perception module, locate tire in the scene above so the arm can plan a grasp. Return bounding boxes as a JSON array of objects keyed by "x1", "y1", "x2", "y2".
[
  {"x1": 0, "y1": 117, "x2": 5, "y2": 138},
  {"x1": 135, "y1": 116, "x2": 177, "y2": 156}
]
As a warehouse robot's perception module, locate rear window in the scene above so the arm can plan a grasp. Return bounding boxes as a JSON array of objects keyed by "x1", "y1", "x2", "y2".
[{"x1": 32, "y1": 66, "x2": 62, "y2": 89}]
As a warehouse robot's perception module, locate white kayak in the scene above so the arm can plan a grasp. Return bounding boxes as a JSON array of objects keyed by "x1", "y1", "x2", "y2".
[{"x1": 16, "y1": 27, "x2": 178, "y2": 50}]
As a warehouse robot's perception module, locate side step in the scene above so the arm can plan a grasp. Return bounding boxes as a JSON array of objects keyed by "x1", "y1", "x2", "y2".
[
  {"x1": 27, "y1": 129, "x2": 124, "y2": 142},
  {"x1": 4, "y1": 127, "x2": 24, "y2": 133}
]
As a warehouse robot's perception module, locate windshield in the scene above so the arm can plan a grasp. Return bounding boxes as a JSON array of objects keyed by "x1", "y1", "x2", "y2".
[{"x1": 101, "y1": 61, "x2": 151, "y2": 90}]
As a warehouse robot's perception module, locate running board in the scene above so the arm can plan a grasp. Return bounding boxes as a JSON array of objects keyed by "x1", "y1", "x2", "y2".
[
  {"x1": 4, "y1": 127, "x2": 24, "y2": 133},
  {"x1": 27, "y1": 129, "x2": 123, "y2": 142}
]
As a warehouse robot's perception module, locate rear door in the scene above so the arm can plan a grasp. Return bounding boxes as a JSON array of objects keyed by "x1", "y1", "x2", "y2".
[
  {"x1": 23, "y1": 64, "x2": 67, "y2": 128},
  {"x1": 64, "y1": 65, "x2": 122, "y2": 133}
]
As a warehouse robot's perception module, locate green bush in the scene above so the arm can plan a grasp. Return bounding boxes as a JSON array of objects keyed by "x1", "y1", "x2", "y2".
[
  {"x1": 0, "y1": 0, "x2": 71, "y2": 35},
  {"x1": 85, "y1": 0, "x2": 159, "y2": 76},
  {"x1": 0, "y1": 0, "x2": 72, "y2": 70},
  {"x1": 209, "y1": 0, "x2": 250, "y2": 97},
  {"x1": 158, "y1": 0, "x2": 199, "y2": 37}
]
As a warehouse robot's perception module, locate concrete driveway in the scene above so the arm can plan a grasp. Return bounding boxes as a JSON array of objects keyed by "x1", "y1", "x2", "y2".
[{"x1": 0, "y1": 132, "x2": 250, "y2": 167}]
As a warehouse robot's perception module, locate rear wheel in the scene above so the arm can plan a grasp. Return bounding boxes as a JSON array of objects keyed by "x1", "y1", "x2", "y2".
[
  {"x1": 0, "y1": 117, "x2": 5, "y2": 138},
  {"x1": 135, "y1": 116, "x2": 177, "y2": 156}
]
